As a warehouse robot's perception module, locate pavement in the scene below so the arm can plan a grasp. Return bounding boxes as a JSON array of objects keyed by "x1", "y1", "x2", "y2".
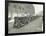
[{"x1": 8, "y1": 16, "x2": 43, "y2": 33}]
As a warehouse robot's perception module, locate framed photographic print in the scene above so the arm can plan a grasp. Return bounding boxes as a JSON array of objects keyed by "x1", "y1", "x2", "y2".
[{"x1": 5, "y1": 0, "x2": 45, "y2": 35}]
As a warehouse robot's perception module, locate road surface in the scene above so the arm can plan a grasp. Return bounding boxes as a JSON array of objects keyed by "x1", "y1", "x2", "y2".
[{"x1": 8, "y1": 16, "x2": 43, "y2": 33}]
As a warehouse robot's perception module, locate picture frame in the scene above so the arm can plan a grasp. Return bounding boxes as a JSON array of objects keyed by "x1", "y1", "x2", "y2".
[{"x1": 5, "y1": 0, "x2": 45, "y2": 36}]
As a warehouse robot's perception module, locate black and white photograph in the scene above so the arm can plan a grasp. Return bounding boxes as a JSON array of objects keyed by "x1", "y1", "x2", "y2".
[{"x1": 6, "y1": 1, "x2": 45, "y2": 35}]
